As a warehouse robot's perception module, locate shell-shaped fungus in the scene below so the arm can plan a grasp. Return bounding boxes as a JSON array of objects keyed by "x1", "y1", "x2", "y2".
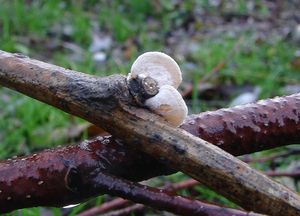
[
  {"x1": 129, "y1": 52, "x2": 182, "y2": 88},
  {"x1": 145, "y1": 85, "x2": 188, "y2": 127},
  {"x1": 129, "y1": 52, "x2": 188, "y2": 127}
]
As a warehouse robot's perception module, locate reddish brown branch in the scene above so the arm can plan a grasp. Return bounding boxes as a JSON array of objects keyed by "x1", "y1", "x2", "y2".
[
  {"x1": 78, "y1": 179, "x2": 199, "y2": 216},
  {"x1": 0, "y1": 137, "x2": 173, "y2": 213},
  {"x1": 0, "y1": 146, "x2": 262, "y2": 216},
  {"x1": 78, "y1": 198, "x2": 128, "y2": 216},
  {"x1": 81, "y1": 170, "x2": 300, "y2": 216},
  {"x1": 103, "y1": 204, "x2": 144, "y2": 216},
  {"x1": 88, "y1": 172, "x2": 263, "y2": 216},
  {"x1": 181, "y1": 94, "x2": 300, "y2": 155},
  {"x1": 79, "y1": 177, "x2": 261, "y2": 216},
  {"x1": 84, "y1": 169, "x2": 300, "y2": 216},
  {"x1": 1, "y1": 93, "x2": 300, "y2": 212}
]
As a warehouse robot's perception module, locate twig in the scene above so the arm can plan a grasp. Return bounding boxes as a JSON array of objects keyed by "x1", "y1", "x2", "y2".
[
  {"x1": 266, "y1": 170, "x2": 300, "y2": 178},
  {"x1": 82, "y1": 169, "x2": 300, "y2": 216},
  {"x1": 0, "y1": 50, "x2": 300, "y2": 215},
  {"x1": 78, "y1": 178, "x2": 199, "y2": 216},
  {"x1": 102, "y1": 204, "x2": 144, "y2": 216},
  {"x1": 78, "y1": 198, "x2": 128, "y2": 216},
  {"x1": 81, "y1": 167, "x2": 300, "y2": 216},
  {"x1": 242, "y1": 149, "x2": 300, "y2": 163},
  {"x1": 82, "y1": 167, "x2": 300, "y2": 216},
  {"x1": 166, "y1": 178, "x2": 199, "y2": 191},
  {"x1": 90, "y1": 172, "x2": 264, "y2": 216}
]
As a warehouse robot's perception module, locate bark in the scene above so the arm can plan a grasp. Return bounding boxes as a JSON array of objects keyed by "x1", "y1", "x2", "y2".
[
  {"x1": 181, "y1": 94, "x2": 300, "y2": 155},
  {"x1": 89, "y1": 173, "x2": 263, "y2": 216},
  {"x1": 1, "y1": 50, "x2": 300, "y2": 215},
  {"x1": 0, "y1": 139, "x2": 263, "y2": 216},
  {"x1": 0, "y1": 137, "x2": 173, "y2": 212}
]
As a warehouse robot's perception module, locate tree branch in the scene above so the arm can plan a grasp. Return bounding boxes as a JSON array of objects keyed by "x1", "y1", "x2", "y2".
[
  {"x1": 1, "y1": 50, "x2": 300, "y2": 215},
  {"x1": 181, "y1": 93, "x2": 300, "y2": 155},
  {"x1": 91, "y1": 172, "x2": 264, "y2": 216},
  {"x1": 0, "y1": 140, "x2": 263, "y2": 216},
  {"x1": 2, "y1": 92, "x2": 300, "y2": 212},
  {"x1": 0, "y1": 137, "x2": 174, "y2": 212}
]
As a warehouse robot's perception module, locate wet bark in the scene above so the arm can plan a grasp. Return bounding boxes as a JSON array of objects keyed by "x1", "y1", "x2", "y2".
[{"x1": 181, "y1": 94, "x2": 300, "y2": 155}]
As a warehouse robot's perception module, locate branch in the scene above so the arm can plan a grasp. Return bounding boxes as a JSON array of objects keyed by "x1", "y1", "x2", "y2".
[
  {"x1": 242, "y1": 148, "x2": 300, "y2": 163},
  {"x1": 78, "y1": 178, "x2": 200, "y2": 216},
  {"x1": 0, "y1": 146, "x2": 263, "y2": 216},
  {"x1": 1, "y1": 132, "x2": 298, "y2": 213},
  {"x1": 102, "y1": 204, "x2": 144, "y2": 216},
  {"x1": 0, "y1": 137, "x2": 174, "y2": 212},
  {"x1": 86, "y1": 172, "x2": 264, "y2": 216},
  {"x1": 81, "y1": 166, "x2": 300, "y2": 216},
  {"x1": 266, "y1": 170, "x2": 300, "y2": 178},
  {"x1": 1, "y1": 50, "x2": 300, "y2": 215},
  {"x1": 74, "y1": 167, "x2": 300, "y2": 216},
  {"x1": 2, "y1": 93, "x2": 300, "y2": 212},
  {"x1": 181, "y1": 93, "x2": 300, "y2": 155},
  {"x1": 78, "y1": 198, "x2": 127, "y2": 216},
  {"x1": 101, "y1": 203, "x2": 261, "y2": 216}
]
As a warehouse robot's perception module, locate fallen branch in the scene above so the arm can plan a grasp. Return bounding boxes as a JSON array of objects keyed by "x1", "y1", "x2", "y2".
[
  {"x1": 78, "y1": 198, "x2": 128, "y2": 216},
  {"x1": 80, "y1": 167, "x2": 300, "y2": 216},
  {"x1": 181, "y1": 93, "x2": 300, "y2": 155},
  {"x1": 2, "y1": 91, "x2": 300, "y2": 212},
  {"x1": 92, "y1": 173, "x2": 264, "y2": 216},
  {"x1": 1, "y1": 50, "x2": 300, "y2": 215},
  {"x1": 81, "y1": 165, "x2": 300, "y2": 216},
  {"x1": 0, "y1": 153, "x2": 263, "y2": 216},
  {"x1": 78, "y1": 178, "x2": 200, "y2": 216},
  {"x1": 101, "y1": 202, "x2": 261, "y2": 216},
  {"x1": 0, "y1": 137, "x2": 174, "y2": 212},
  {"x1": 266, "y1": 170, "x2": 300, "y2": 178},
  {"x1": 88, "y1": 172, "x2": 264, "y2": 216},
  {"x1": 242, "y1": 148, "x2": 300, "y2": 163},
  {"x1": 102, "y1": 204, "x2": 144, "y2": 216},
  {"x1": 0, "y1": 142, "x2": 263, "y2": 216}
]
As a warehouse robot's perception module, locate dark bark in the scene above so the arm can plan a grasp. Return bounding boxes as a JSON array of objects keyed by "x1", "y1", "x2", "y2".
[
  {"x1": 0, "y1": 138, "x2": 263, "y2": 216},
  {"x1": 0, "y1": 137, "x2": 173, "y2": 212},
  {"x1": 181, "y1": 94, "x2": 300, "y2": 155}
]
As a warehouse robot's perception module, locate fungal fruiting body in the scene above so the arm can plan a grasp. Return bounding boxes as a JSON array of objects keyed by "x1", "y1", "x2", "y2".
[
  {"x1": 128, "y1": 52, "x2": 188, "y2": 127},
  {"x1": 145, "y1": 85, "x2": 187, "y2": 127},
  {"x1": 130, "y1": 52, "x2": 182, "y2": 88}
]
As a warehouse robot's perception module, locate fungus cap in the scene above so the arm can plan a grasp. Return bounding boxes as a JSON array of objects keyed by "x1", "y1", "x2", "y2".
[
  {"x1": 145, "y1": 85, "x2": 188, "y2": 127},
  {"x1": 129, "y1": 52, "x2": 182, "y2": 88}
]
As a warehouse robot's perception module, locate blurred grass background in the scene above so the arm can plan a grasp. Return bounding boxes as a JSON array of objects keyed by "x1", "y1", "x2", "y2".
[{"x1": 0, "y1": 0, "x2": 300, "y2": 215}]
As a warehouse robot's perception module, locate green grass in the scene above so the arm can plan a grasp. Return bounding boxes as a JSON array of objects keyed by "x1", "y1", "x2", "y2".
[{"x1": 0, "y1": 0, "x2": 299, "y2": 215}]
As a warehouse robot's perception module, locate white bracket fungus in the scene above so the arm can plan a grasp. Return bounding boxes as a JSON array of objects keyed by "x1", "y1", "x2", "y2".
[{"x1": 128, "y1": 52, "x2": 188, "y2": 127}]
